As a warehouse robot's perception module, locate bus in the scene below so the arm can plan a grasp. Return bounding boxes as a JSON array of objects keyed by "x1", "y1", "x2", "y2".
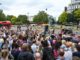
[{"x1": 0, "y1": 21, "x2": 12, "y2": 28}]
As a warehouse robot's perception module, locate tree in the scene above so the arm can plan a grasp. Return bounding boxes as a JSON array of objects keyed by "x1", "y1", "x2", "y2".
[
  {"x1": 67, "y1": 13, "x2": 75, "y2": 23},
  {"x1": 0, "y1": 10, "x2": 6, "y2": 21},
  {"x1": 17, "y1": 15, "x2": 29, "y2": 24},
  {"x1": 33, "y1": 11, "x2": 49, "y2": 23},
  {"x1": 73, "y1": 9, "x2": 80, "y2": 23},
  {"x1": 11, "y1": 16, "x2": 17, "y2": 24},
  {"x1": 58, "y1": 11, "x2": 68, "y2": 24},
  {"x1": 6, "y1": 15, "x2": 14, "y2": 21}
]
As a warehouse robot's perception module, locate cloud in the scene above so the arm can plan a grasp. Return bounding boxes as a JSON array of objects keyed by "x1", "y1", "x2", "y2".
[{"x1": 0, "y1": 0, "x2": 70, "y2": 20}]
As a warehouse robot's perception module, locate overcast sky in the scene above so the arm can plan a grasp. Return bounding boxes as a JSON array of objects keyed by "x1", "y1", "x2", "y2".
[{"x1": 0, "y1": 0, "x2": 71, "y2": 19}]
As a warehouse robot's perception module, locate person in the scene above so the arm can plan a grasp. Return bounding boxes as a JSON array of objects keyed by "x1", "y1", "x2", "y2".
[
  {"x1": 57, "y1": 49, "x2": 65, "y2": 60},
  {"x1": 0, "y1": 38, "x2": 4, "y2": 49},
  {"x1": 18, "y1": 43, "x2": 35, "y2": 60},
  {"x1": 11, "y1": 43, "x2": 20, "y2": 60},
  {"x1": 1, "y1": 49, "x2": 14, "y2": 60},
  {"x1": 53, "y1": 44, "x2": 59, "y2": 60},
  {"x1": 41, "y1": 40, "x2": 54, "y2": 60},
  {"x1": 73, "y1": 44, "x2": 80, "y2": 58},
  {"x1": 34, "y1": 49, "x2": 42, "y2": 60},
  {"x1": 17, "y1": 25, "x2": 21, "y2": 31},
  {"x1": 64, "y1": 49, "x2": 72, "y2": 60},
  {"x1": 1, "y1": 38, "x2": 9, "y2": 49},
  {"x1": 44, "y1": 25, "x2": 48, "y2": 35},
  {"x1": 31, "y1": 40, "x2": 38, "y2": 54}
]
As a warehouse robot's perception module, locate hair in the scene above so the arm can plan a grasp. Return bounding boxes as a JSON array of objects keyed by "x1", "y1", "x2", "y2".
[
  {"x1": 54, "y1": 44, "x2": 60, "y2": 50},
  {"x1": 32, "y1": 40, "x2": 36, "y2": 43},
  {"x1": 76, "y1": 44, "x2": 80, "y2": 51},
  {"x1": 12, "y1": 40, "x2": 19, "y2": 49},
  {"x1": 59, "y1": 49, "x2": 65, "y2": 56},
  {"x1": 23, "y1": 37, "x2": 27, "y2": 41},
  {"x1": 59, "y1": 51, "x2": 64, "y2": 56},
  {"x1": 13, "y1": 43, "x2": 19, "y2": 49},
  {"x1": 41, "y1": 40, "x2": 48, "y2": 47},
  {"x1": 21, "y1": 43, "x2": 30, "y2": 51},
  {"x1": 59, "y1": 34, "x2": 62, "y2": 37},
  {"x1": 18, "y1": 34, "x2": 23, "y2": 40},
  {"x1": 1, "y1": 49, "x2": 9, "y2": 58},
  {"x1": 50, "y1": 35, "x2": 55, "y2": 39}
]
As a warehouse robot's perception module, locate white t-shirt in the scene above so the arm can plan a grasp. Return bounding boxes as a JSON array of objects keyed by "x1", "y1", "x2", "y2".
[{"x1": 64, "y1": 51, "x2": 72, "y2": 60}]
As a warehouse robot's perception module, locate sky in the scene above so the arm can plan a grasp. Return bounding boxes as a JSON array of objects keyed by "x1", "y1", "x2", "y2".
[{"x1": 0, "y1": 0, "x2": 71, "y2": 20}]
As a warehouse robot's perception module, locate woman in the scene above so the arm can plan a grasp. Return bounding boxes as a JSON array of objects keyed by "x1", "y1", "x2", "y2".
[{"x1": 1, "y1": 49, "x2": 14, "y2": 60}]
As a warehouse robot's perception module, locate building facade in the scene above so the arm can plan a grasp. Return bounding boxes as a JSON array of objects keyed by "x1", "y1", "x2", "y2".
[
  {"x1": 28, "y1": 16, "x2": 34, "y2": 21},
  {"x1": 67, "y1": 0, "x2": 80, "y2": 13}
]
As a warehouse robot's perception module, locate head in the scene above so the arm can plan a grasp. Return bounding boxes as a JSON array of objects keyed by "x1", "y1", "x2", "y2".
[
  {"x1": 41, "y1": 40, "x2": 48, "y2": 47},
  {"x1": 76, "y1": 44, "x2": 80, "y2": 51},
  {"x1": 32, "y1": 40, "x2": 36, "y2": 44},
  {"x1": 21, "y1": 43, "x2": 30, "y2": 51},
  {"x1": 59, "y1": 49, "x2": 64, "y2": 57},
  {"x1": 18, "y1": 34, "x2": 23, "y2": 40},
  {"x1": 1, "y1": 49, "x2": 9, "y2": 58},
  {"x1": 59, "y1": 34, "x2": 62, "y2": 37},
  {"x1": 66, "y1": 41, "x2": 73, "y2": 48},
  {"x1": 35, "y1": 52, "x2": 42, "y2": 60},
  {"x1": 13, "y1": 43, "x2": 19, "y2": 49},
  {"x1": 62, "y1": 40, "x2": 66, "y2": 44}
]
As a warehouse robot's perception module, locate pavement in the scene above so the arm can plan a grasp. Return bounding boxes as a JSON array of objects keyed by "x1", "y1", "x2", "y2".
[{"x1": 10, "y1": 25, "x2": 80, "y2": 35}]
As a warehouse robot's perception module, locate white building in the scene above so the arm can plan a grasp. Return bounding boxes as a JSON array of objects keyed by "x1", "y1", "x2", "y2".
[
  {"x1": 67, "y1": 0, "x2": 80, "y2": 13},
  {"x1": 28, "y1": 16, "x2": 34, "y2": 21}
]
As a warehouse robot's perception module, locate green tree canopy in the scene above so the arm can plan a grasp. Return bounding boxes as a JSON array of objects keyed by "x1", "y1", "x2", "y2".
[
  {"x1": 11, "y1": 16, "x2": 17, "y2": 24},
  {"x1": 67, "y1": 13, "x2": 75, "y2": 23},
  {"x1": 58, "y1": 11, "x2": 68, "y2": 24},
  {"x1": 17, "y1": 15, "x2": 29, "y2": 24},
  {"x1": 58, "y1": 11, "x2": 74, "y2": 24},
  {"x1": 0, "y1": 10, "x2": 6, "y2": 21},
  {"x1": 33, "y1": 11, "x2": 49, "y2": 23},
  {"x1": 73, "y1": 9, "x2": 80, "y2": 22},
  {"x1": 6, "y1": 15, "x2": 14, "y2": 21}
]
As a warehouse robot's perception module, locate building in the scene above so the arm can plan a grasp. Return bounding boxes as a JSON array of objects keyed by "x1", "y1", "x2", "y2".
[
  {"x1": 28, "y1": 16, "x2": 34, "y2": 21},
  {"x1": 67, "y1": 0, "x2": 80, "y2": 13}
]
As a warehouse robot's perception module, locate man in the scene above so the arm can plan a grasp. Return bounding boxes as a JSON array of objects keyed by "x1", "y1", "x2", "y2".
[
  {"x1": 18, "y1": 43, "x2": 35, "y2": 60},
  {"x1": 31, "y1": 40, "x2": 38, "y2": 54},
  {"x1": 41, "y1": 40, "x2": 54, "y2": 60},
  {"x1": 73, "y1": 44, "x2": 80, "y2": 58},
  {"x1": 17, "y1": 25, "x2": 21, "y2": 31}
]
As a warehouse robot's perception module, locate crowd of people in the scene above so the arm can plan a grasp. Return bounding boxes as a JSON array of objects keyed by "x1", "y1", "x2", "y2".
[{"x1": 0, "y1": 25, "x2": 79, "y2": 60}]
